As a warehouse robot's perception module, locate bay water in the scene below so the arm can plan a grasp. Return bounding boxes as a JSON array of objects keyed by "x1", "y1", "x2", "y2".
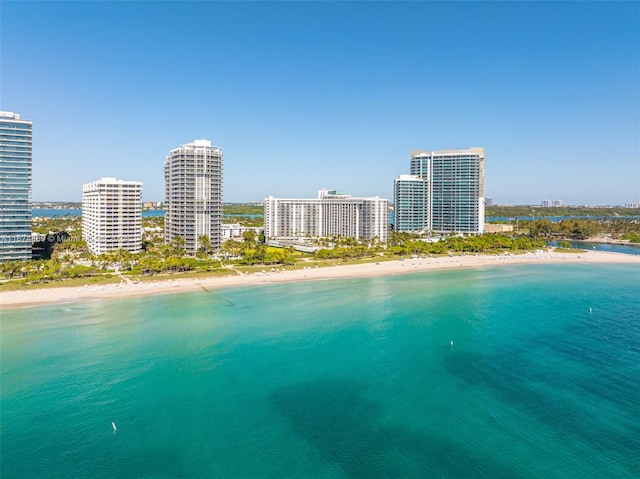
[{"x1": 2, "y1": 263, "x2": 639, "y2": 478}]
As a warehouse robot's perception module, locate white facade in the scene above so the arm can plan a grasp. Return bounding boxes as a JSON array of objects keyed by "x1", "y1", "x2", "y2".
[
  {"x1": 264, "y1": 190, "x2": 389, "y2": 242},
  {"x1": 221, "y1": 223, "x2": 264, "y2": 241},
  {"x1": 164, "y1": 139, "x2": 223, "y2": 254},
  {"x1": 82, "y1": 177, "x2": 143, "y2": 256}
]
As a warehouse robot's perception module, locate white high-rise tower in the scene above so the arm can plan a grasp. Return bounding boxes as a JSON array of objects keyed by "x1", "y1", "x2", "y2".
[
  {"x1": 82, "y1": 177, "x2": 143, "y2": 256},
  {"x1": 164, "y1": 139, "x2": 223, "y2": 254}
]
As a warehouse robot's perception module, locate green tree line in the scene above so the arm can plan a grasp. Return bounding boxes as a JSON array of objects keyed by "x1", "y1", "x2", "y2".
[
  {"x1": 527, "y1": 218, "x2": 640, "y2": 240},
  {"x1": 3, "y1": 213, "x2": 638, "y2": 287},
  {"x1": 486, "y1": 205, "x2": 639, "y2": 218}
]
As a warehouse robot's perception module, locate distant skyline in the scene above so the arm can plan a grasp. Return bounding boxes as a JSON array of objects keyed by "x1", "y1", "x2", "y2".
[{"x1": 2, "y1": 2, "x2": 639, "y2": 205}]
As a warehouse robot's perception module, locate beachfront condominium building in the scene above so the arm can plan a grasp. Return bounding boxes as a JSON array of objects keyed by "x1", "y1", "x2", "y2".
[
  {"x1": 82, "y1": 178, "x2": 143, "y2": 256},
  {"x1": 264, "y1": 189, "x2": 389, "y2": 242},
  {"x1": 395, "y1": 147, "x2": 485, "y2": 234},
  {"x1": 164, "y1": 139, "x2": 223, "y2": 254},
  {"x1": 393, "y1": 175, "x2": 429, "y2": 234},
  {"x1": 0, "y1": 111, "x2": 32, "y2": 262}
]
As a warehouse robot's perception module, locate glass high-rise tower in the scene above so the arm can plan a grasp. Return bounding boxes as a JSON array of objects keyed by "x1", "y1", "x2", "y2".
[
  {"x1": 0, "y1": 111, "x2": 32, "y2": 261},
  {"x1": 164, "y1": 139, "x2": 223, "y2": 254},
  {"x1": 394, "y1": 148, "x2": 485, "y2": 234},
  {"x1": 393, "y1": 175, "x2": 429, "y2": 233}
]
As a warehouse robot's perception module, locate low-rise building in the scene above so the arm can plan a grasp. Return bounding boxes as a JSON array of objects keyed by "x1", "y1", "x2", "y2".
[
  {"x1": 484, "y1": 223, "x2": 514, "y2": 233},
  {"x1": 221, "y1": 223, "x2": 264, "y2": 242}
]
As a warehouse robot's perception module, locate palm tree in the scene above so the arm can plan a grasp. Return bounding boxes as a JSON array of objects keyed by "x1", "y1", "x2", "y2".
[
  {"x1": 198, "y1": 235, "x2": 212, "y2": 255},
  {"x1": 223, "y1": 238, "x2": 246, "y2": 258},
  {"x1": 242, "y1": 230, "x2": 256, "y2": 246},
  {"x1": 255, "y1": 243, "x2": 267, "y2": 265},
  {"x1": 170, "y1": 235, "x2": 186, "y2": 257}
]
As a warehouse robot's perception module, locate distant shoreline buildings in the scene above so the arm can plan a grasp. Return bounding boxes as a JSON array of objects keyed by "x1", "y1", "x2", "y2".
[
  {"x1": 264, "y1": 189, "x2": 389, "y2": 243},
  {"x1": 164, "y1": 139, "x2": 223, "y2": 254},
  {"x1": 394, "y1": 148, "x2": 485, "y2": 235},
  {"x1": 82, "y1": 177, "x2": 143, "y2": 256},
  {"x1": 5, "y1": 106, "x2": 640, "y2": 265},
  {"x1": 0, "y1": 111, "x2": 32, "y2": 261}
]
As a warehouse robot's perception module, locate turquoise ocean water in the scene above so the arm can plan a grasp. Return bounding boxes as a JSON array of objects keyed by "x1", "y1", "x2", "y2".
[{"x1": 1, "y1": 263, "x2": 639, "y2": 478}]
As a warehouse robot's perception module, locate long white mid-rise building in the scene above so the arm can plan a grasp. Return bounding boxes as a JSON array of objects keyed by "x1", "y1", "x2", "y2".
[
  {"x1": 164, "y1": 139, "x2": 223, "y2": 254},
  {"x1": 82, "y1": 177, "x2": 143, "y2": 256},
  {"x1": 395, "y1": 147, "x2": 485, "y2": 234},
  {"x1": 264, "y1": 189, "x2": 389, "y2": 242}
]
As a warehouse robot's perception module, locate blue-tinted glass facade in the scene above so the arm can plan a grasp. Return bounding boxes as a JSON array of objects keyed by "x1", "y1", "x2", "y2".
[
  {"x1": 0, "y1": 112, "x2": 32, "y2": 261},
  {"x1": 430, "y1": 151, "x2": 484, "y2": 234},
  {"x1": 394, "y1": 175, "x2": 429, "y2": 233},
  {"x1": 396, "y1": 148, "x2": 484, "y2": 235}
]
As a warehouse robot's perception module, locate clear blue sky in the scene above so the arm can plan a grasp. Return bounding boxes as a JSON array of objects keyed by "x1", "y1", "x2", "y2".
[{"x1": 2, "y1": 1, "x2": 639, "y2": 205}]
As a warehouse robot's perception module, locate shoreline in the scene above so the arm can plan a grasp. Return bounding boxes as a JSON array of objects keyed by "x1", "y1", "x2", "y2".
[
  {"x1": 1, "y1": 250, "x2": 639, "y2": 310},
  {"x1": 573, "y1": 237, "x2": 640, "y2": 246}
]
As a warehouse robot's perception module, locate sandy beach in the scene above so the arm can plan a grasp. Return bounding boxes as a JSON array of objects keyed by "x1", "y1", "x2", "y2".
[{"x1": 1, "y1": 250, "x2": 638, "y2": 309}]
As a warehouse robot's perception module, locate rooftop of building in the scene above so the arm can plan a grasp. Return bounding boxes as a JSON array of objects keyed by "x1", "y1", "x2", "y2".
[
  {"x1": 0, "y1": 111, "x2": 31, "y2": 123},
  {"x1": 83, "y1": 177, "x2": 143, "y2": 187},
  {"x1": 410, "y1": 147, "x2": 485, "y2": 158},
  {"x1": 165, "y1": 139, "x2": 223, "y2": 160}
]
